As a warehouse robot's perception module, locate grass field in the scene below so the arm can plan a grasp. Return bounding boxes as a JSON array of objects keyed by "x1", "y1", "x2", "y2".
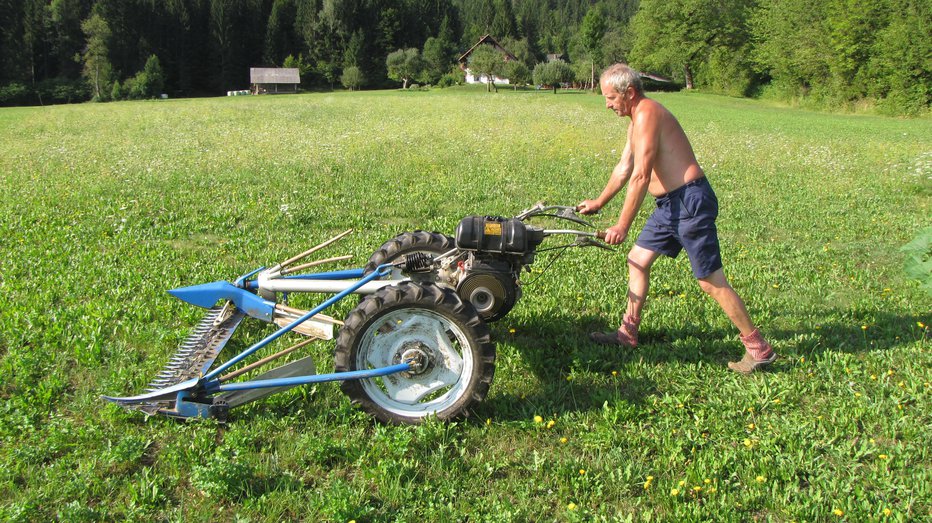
[{"x1": 0, "y1": 87, "x2": 930, "y2": 521}]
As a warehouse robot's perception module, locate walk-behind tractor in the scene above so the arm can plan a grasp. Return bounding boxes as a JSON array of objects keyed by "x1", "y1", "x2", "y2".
[{"x1": 104, "y1": 203, "x2": 612, "y2": 424}]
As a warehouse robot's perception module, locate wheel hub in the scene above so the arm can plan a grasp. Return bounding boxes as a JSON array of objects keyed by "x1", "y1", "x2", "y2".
[{"x1": 394, "y1": 341, "x2": 432, "y2": 377}]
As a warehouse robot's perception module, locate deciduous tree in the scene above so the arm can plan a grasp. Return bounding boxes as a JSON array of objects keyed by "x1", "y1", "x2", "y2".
[
  {"x1": 468, "y1": 43, "x2": 504, "y2": 92},
  {"x1": 81, "y1": 12, "x2": 111, "y2": 101},
  {"x1": 386, "y1": 48, "x2": 424, "y2": 89}
]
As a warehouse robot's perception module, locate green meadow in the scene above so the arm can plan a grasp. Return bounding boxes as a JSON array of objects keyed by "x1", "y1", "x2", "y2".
[{"x1": 0, "y1": 88, "x2": 929, "y2": 521}]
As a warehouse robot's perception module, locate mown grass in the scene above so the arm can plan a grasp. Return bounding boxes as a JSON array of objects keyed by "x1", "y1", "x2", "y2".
[{"x1": 0, "y1": 87, "x2": 929, "y2": 521}]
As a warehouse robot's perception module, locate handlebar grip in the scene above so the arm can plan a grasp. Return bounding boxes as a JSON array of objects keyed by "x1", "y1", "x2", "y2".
[{"x1": 596, "y1": 230, "x2": 607, "y2": 240}]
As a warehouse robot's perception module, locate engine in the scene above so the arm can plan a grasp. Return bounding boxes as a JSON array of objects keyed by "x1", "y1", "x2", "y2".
[{"x1": 441, "y1": 215, "x2": 545, "y2": 321}]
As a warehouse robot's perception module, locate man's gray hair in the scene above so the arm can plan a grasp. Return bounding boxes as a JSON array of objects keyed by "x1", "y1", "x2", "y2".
[{"x1": 601, "y1": 63, "x2": 643, "y2": 95}]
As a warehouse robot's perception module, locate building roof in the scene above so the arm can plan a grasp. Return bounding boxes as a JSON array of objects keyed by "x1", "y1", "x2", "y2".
[
  {"x1": 250, "y1": 68, "x2": 300, "y2": 84},
  {"x1": 640, "y1": 72, "x2": 674, "y2": 83},
  {"x1": 457, "y1": 35, "x2": 518, "y2": 64}
]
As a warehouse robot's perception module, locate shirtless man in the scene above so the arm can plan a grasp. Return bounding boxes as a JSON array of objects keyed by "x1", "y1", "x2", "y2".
[{"x1": 578, "y1": 63, "x2": 776, "y2": 374}]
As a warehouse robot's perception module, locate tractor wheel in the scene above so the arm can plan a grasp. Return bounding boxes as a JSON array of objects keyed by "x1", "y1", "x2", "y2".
[
  {"x1": 364, "y1": 230, "x2": 454, "y2": 284},
  {"x1": 334, "y1": 281, "x2": 495, "y2": 424}
]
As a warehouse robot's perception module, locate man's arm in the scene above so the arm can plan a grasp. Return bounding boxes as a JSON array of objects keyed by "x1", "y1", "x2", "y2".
[
  {"x1": 606, "y1": 108, "x2": 659, "y2": 244},
  {"x1": 578, "y1": 124, "x2": 634, "y2": 215}
]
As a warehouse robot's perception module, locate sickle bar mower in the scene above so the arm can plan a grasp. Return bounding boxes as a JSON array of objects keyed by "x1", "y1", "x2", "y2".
[{"x1": 103, "y1": 203, "x2": 611, "y2": 424}]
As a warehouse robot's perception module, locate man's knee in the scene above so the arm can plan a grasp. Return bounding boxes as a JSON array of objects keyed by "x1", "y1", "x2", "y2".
[
  {"x1": 697, "y1": 269, "x2": 729, "y2": 295},
  {"x1": 627, "y1": 246, "x2": 658, "y2": 273}
]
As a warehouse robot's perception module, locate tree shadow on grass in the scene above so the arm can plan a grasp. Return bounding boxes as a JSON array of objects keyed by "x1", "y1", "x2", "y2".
[{"x1": 474, "y1": 307, "x2": 928, "y2": 421}]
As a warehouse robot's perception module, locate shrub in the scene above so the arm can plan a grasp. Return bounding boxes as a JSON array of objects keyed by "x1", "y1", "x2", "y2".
[
  {"x1": 341, "y1": 66, "x2": 365, "y2": 91},
  {"x1": 39, "y1": 77, "x2": 90, "y2": 104},
  {"x1": 0, "y1": 83, "x2": 31, "y2": 106},
  {"x1": 110, "y1": 80, "x2": 124, "y2": 101}
]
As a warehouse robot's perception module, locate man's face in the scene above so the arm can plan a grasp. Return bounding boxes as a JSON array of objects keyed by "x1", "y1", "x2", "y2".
[{"x1": 601, "y1": 80, "x2": 632, "y2": 117}]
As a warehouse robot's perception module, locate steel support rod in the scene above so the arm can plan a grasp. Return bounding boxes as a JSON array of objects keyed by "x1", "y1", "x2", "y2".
[
  {"x1": 209, "y1": 363, "x2": 412, "y2": 393},
  {"x1": 279, "y1": 229, "x2": 353, "y2": 268},
  {"x1": 281, "y1": 254, "x2": 354, "y2": 275},
  {"x1": 218, "y1": 337, "x2": 317, "y2": 383}
]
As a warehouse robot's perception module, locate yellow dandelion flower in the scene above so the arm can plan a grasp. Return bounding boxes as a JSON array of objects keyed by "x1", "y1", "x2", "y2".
[
  {"x1": 887, "y1": 369, "x2": 894, "y2": 376},
  {"x1": 918, "y1": 322, "x2": 926, "y2": 329},
  {"x1": 869, "y1": 438, "x2": 876, "y2": 444},
  {"x1": 708, "y1": 487, "x2": 717, "y2": 493},
  {"x1": 579, "y1": 469, "x2": 586, "y2": 475},
  {"x1": 546, "y1": 420, "x2": 556, "y2": 429},
  {"x1": 647, "y1": 475, "x2": 655, "y2": 481},
  {"x1": 772, "y1": 399, "x2": 781, "y2": 404},
  {"x1": 756, "y1": 475, "x2": 766, "y2": 483},
  {"x1": 800, "y1": 357, "x2": 806, "y2": 363},
  {"x1": 567, "y1": 502, "x2": 577, "y2": 511},
  {"x1": 670, "y1": 488, "x2": 680, "y2": 496},
  {"x1": 612, "y1": 370, "x2": 618, "y2": 377},
  {"x1": 855, "y1": 392, "x2": 862, "y2": 398},
  {"x1": 704, "y1": 478, "x2": 712, "y2": 484},
  {"x1": 486, "y1": 418, "x2": 491, "y2": 426},
  {"x1": 560, "y1": 437, "x2": 568, "y2": 444},
  {"x1": 833, "y1": 509, "x2": 844, "y2": 516},
  {"x1": 533, "y1": 415, "x2": 543, "y2": 423},
  {"x1": 862, "y1": 325, "x2": 868, "y2": 330},
  {"x1": 748, "y1": 423, "x2": 756, "y2": 430},
  {"x1": 678, "y1": 480, "x2": 686, "y2": 487},
  {"x1": 898, "y1": 381, "x2": 905, "y2": 388},
  {"x1": 878, "y1": 454, "x2": 888, "y2": 460},
  {"x1": 871, "y1": 374, "x2": 877, "y2": 380},
  {"x1": 693, "y1": 486, "x2": 702, "y2": 492},
  {"x1": 747, "y1": 407, "x2": 755, "y2": 412},
  {"x1": 883, "y1": 508, "x2": 892, "y2": 516},
  {"x1": 743, "y1": 438, "x2": 753, "y2": 448},
  {"x1": 509, "y1": 328, "x2": 516, "y2": 334}
]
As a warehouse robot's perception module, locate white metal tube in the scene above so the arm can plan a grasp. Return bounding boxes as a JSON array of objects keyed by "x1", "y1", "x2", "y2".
[{"x1": 258, "y1": 275, "x2": 402, "y2": 295}]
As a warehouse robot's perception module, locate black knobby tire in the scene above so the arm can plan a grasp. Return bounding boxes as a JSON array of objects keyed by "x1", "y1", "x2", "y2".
[
  {"x1": 334, "y1": 281, "x2": 495, "y2": 424},
  {"x1": 363, "y1": 230, "x2": 454, "y2": 280}
]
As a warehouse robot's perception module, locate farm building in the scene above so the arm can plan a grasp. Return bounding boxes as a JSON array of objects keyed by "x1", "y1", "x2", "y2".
[
  {"x1": 250, "y1": 68, "x2": 300, "y2": 94},
  {"x1": 457, "y1": 35, "x2": 518, "y2": 85}
]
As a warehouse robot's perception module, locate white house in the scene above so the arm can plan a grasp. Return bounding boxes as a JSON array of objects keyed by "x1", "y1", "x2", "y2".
[{"x1": 457, "y1": 34, "x2": 518, "y2": 85}]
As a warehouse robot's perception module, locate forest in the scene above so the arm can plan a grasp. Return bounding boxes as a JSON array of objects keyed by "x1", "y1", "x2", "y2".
[{"x1": 1, "y1": 0, "x2": 929, "y2": 114}]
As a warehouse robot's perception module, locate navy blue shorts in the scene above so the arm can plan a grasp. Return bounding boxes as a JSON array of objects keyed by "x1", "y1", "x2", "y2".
[{"x1": 635, "y1": 177, "x2": 723, "y2": 279}]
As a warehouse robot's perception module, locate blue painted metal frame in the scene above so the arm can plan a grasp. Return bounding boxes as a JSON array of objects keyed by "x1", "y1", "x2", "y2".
[
  {"x1": 206, "y1": 363, "x2": 412, "y2": 393},
  {"x1": 201, "y1": 264, "x2": 392, "y2": 383}
]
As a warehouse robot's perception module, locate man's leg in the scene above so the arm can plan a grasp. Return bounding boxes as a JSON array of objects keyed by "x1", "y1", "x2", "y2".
[
  {"x1": 696, "y1": 268, "x2": 754, "y2": 335},
  {"x1": 626, "y1": 245, "x2": 662, "y2": 319},
  {"x1": 697, "y1": 268, "x2": 776, "y2": 372},
  {"x1": 591, "y1": 245, "x2": 661, "y2": 347}
]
